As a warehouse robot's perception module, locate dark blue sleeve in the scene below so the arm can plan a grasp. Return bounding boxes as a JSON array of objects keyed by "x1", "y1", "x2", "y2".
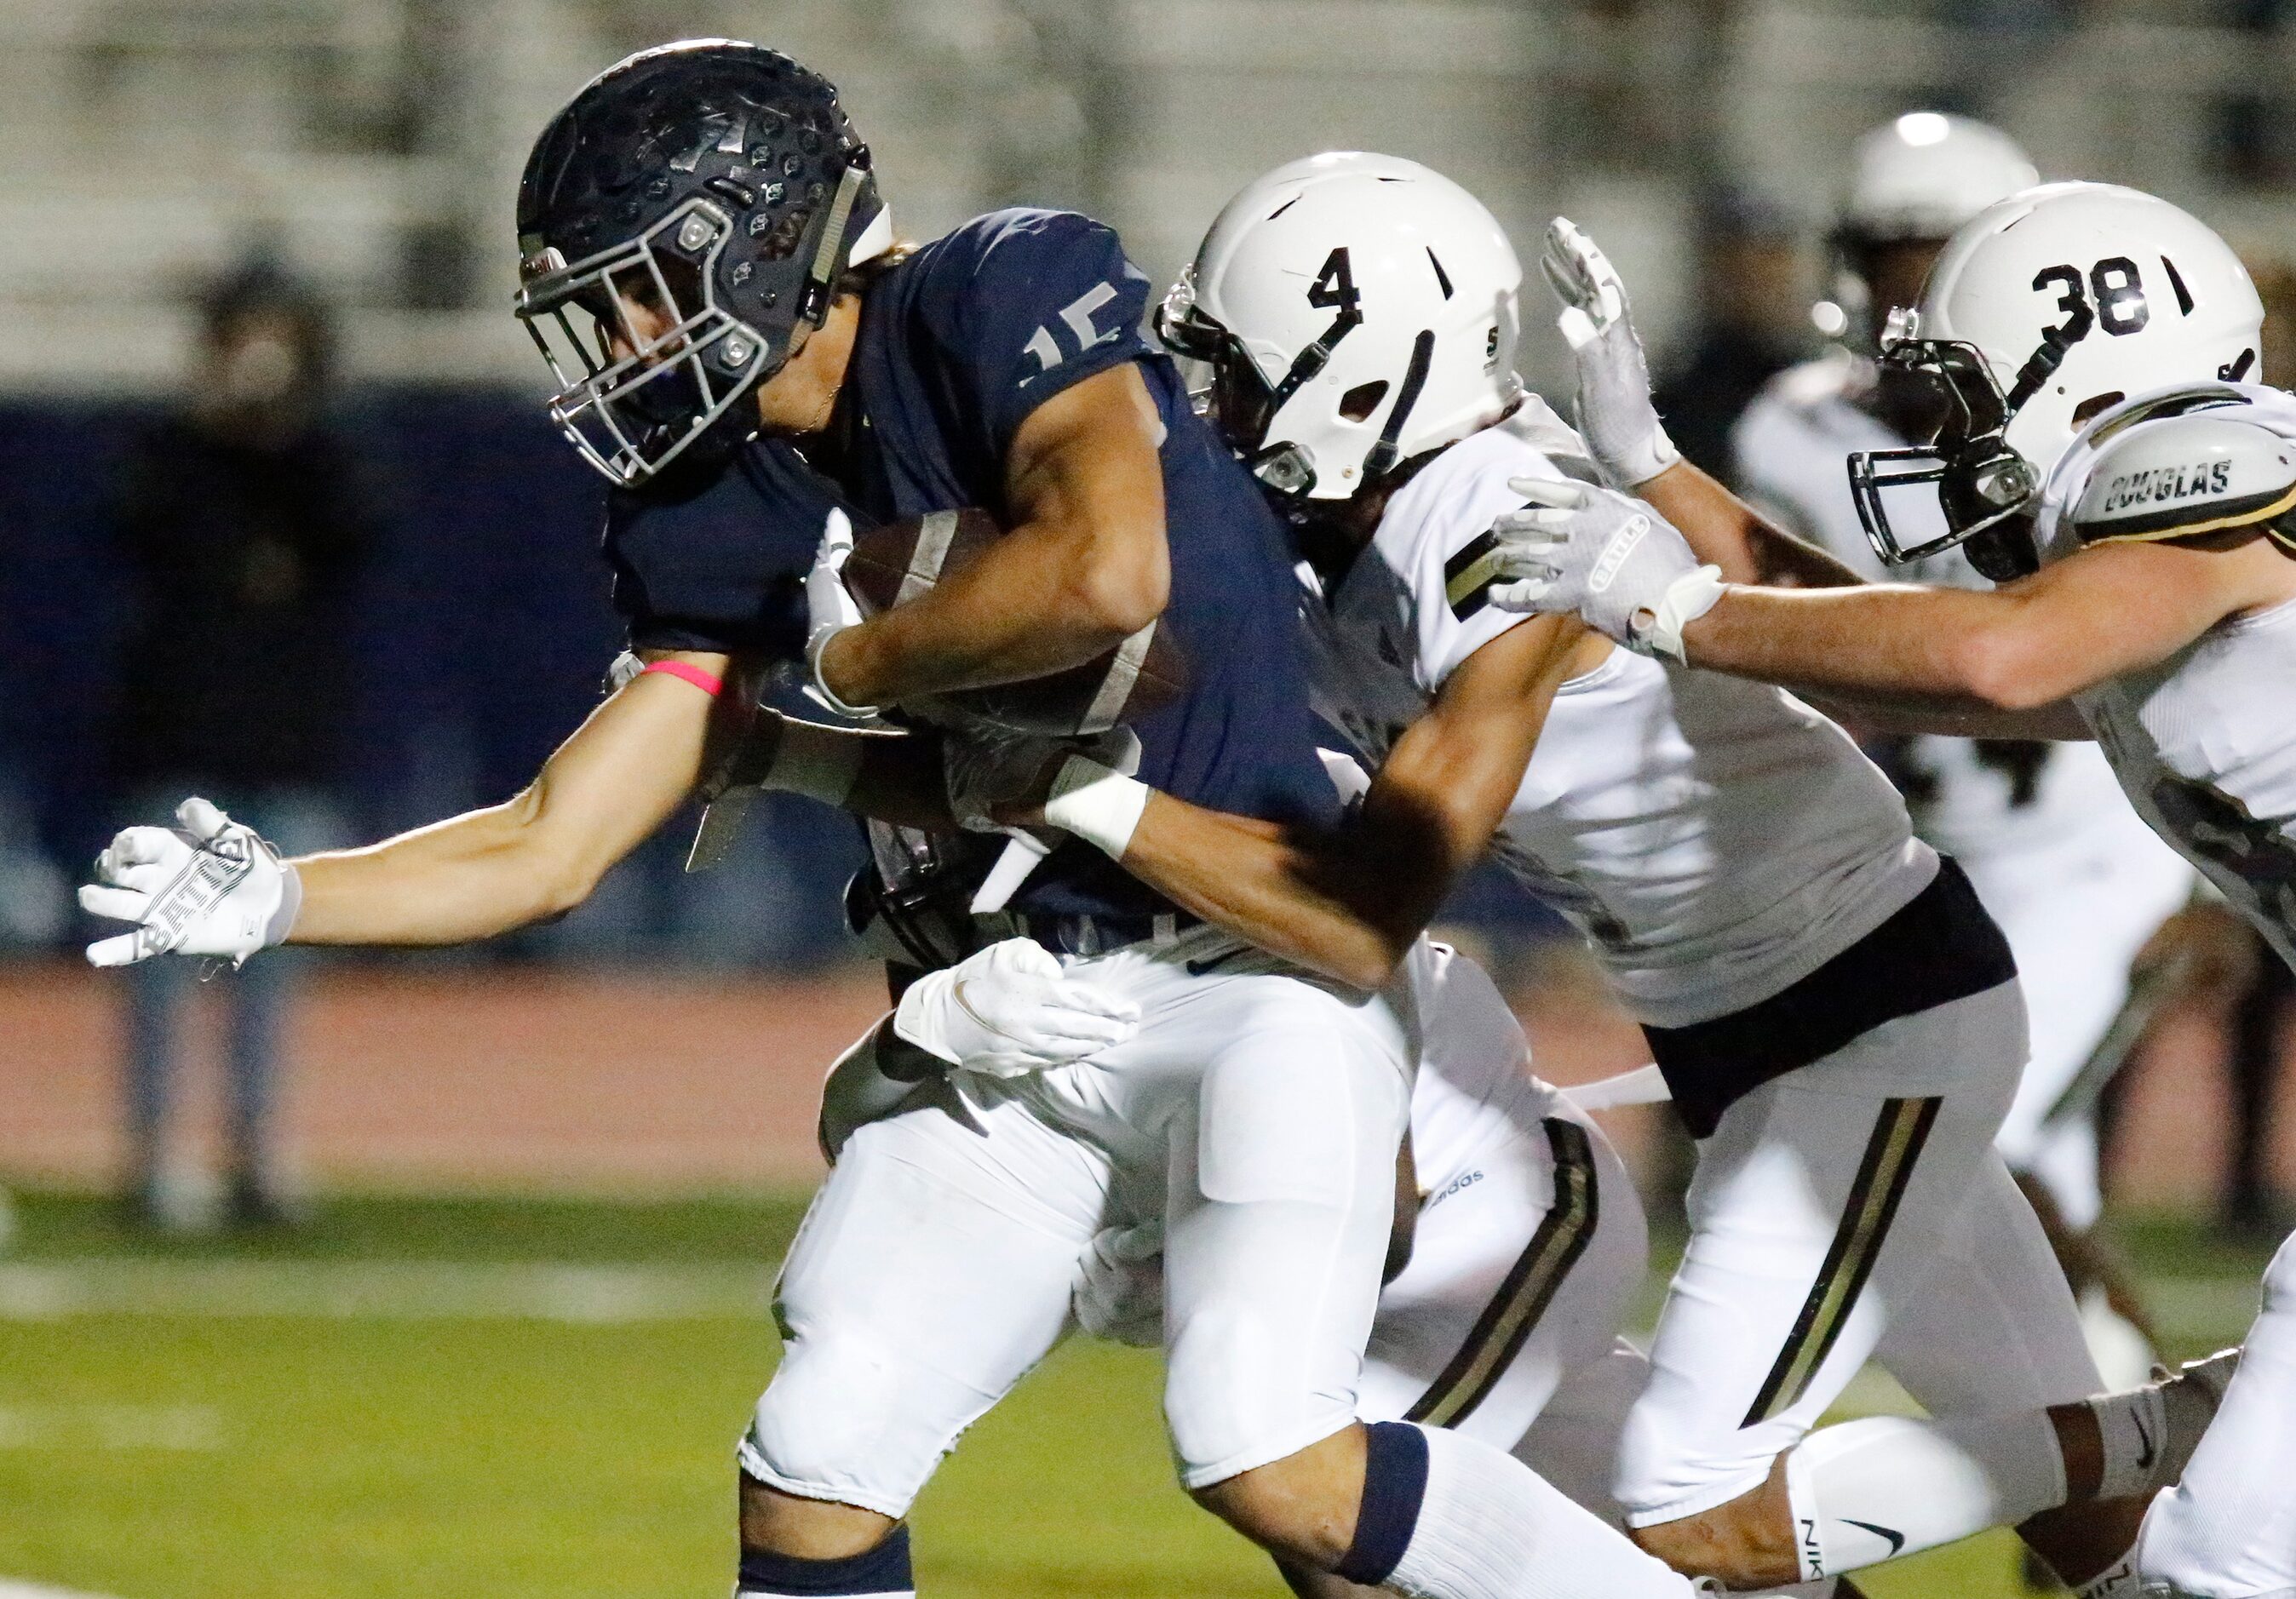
[
  {"x1": 920, "y1": 209, "x2": 1157, "y2": 461},
  {"x1": 601, "y1": 441, "x2": 855, "y2": 658}
]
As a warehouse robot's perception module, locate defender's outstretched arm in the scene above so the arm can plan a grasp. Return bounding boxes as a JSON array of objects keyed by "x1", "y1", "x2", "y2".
[
  {"x1": 1099, "y1": 618, "x2": 1593, "y2": 990},
  {"x1": 1676, "y1": 538, "x2": 2276, "y2": 712}
]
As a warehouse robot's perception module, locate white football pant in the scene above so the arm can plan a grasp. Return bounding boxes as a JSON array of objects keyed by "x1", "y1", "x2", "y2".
[
  {"x1": 1616, "y1": 982, "x2": 2104, "y2": 1526},
  {"x1": 743, "y1": 928, "x2": 1413, "y2": 1510}
]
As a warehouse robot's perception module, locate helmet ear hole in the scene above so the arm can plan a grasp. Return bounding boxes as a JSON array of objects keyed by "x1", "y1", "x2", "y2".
[
  {"x1": 1339, "y1": 380, "x2": 1389, "y2": 422},
  {"x1": 2072, "y1": 391, "x2": 2125, "y2": 428}
]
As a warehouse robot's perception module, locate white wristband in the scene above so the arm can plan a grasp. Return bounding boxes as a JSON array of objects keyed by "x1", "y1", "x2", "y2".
[
  {"x1": 763, "y1": 718, "x2": 865, "y2": 808},
  {"x1": 1042, "y1": 756, "x2": 1151, "y2": 859},
  {"x1": 1631, "y1": 564, "x2": 1725, "y2": 663}
]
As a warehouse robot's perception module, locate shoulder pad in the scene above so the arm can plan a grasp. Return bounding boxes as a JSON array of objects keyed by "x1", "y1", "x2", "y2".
[{"x1": 2069, "y1": 410, "x2": 2296, "y2": 548}]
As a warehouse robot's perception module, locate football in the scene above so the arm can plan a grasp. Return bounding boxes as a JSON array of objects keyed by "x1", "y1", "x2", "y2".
[{"x1": 842, "y1": 507, "x2": 1190, "y2": 736}]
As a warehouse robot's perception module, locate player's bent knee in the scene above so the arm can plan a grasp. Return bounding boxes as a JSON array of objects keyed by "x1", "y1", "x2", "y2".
[
  {"x1": 1629, "y1": 1474, "x2": 1804, "y2": 1590},
  {"x1": 1189, "y1": 1424, "x2": 1369, "y2": 1571},
  {"x1": 742, "y1": 1333, "x2": 938, "y2": 1521},
  {"x1": 737, "y1": 1473, "x2": 897, "y2": 1562}
]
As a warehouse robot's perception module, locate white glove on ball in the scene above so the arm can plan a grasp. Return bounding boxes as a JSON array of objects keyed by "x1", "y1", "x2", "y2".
[
  {"x1": 894, "y1": 937, "x2": 1141, "y2": 1079},
  {"x1": 1072, "y1": 1221, "x2": 1165, "y2": 1348},
  {"x1": 80, "y1": 798, "x2": 301, "y2": 969},
  {"x1": 1541, "y1": 217, "x2": 1681, "y2": 489},
  {"x1": 1488, "y1": 477, "x2": 1725, "y2": 661},
  {"x1": 804, "y1": 507, "x2": 879, "y2": 719}
]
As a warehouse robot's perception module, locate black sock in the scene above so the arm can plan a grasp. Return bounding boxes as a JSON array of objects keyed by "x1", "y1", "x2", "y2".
[
  {"x1": 737, "y1": 1527, "x2": 914, "y2": 1596},
  {"x1": 1334, "y1": 1420, "x2": 1431, "y2": 1586}
]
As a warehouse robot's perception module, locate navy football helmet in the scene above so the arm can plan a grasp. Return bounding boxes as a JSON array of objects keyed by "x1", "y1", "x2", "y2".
[{"x1": 514, "y1": 39, "x2": 891, "y2": 485}]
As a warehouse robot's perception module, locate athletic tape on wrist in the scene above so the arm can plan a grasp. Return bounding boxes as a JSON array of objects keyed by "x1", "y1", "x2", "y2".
[
  {"x1": 763, "y1": 719, "x2": 864, "y2": 808},
  {"x1": 1042, "y1": 756, "x2": 1151, "y2": 859},
  {"x1": 1633, "y1": 564, "x2": 1725, "y2": 662}
]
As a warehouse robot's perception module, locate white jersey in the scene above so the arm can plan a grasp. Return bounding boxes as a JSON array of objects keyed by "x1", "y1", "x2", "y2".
[
  {"x1": 1734, "y1": 353, "x2": 2181, "y2": 868},
  {"x1": 1307, "y1": 410, "x2": 1938, "y2": 1029},
  {"x1": 2038, "y1": 383, "x2": 2296, "y2": 968}
]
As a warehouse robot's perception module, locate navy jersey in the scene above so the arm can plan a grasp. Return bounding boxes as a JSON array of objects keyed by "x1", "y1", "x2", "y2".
[{"x1": 605, "y1": 207, "x2": 1335, "y2": 920}]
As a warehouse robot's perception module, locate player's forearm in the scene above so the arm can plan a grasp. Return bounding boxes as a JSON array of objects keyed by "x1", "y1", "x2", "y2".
[
  {"x1": 290, "y1": 670, "x2": 715, "y2": 946},
  {"x1": 1638, "y1": 462, "x2": 1867, "y2": 590},
  {"x1": 822, "y1": 516, "x2": 1160, "y2": 705},
  {"x1": 1119, "y1": 795, "x2": 1427, "y2": 991},
  {"x1": 822, "y1": 365, "x2": 1174, "y2": 709},
  {"x1": 1682, "y1": 582, "x2": 2048, "y2": 711},
  {"x1": 285, "y1": 800, "x2": 587, "y2": 946}
]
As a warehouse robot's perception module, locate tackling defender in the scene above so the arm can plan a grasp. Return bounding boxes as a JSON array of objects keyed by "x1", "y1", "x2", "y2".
[
  {"x1": 78, "y1": 41, "x2": 1710, "y2": 1599},
  {"x1": 965, "y1": 152, "x2": 2198, "y2": 1596},
  {"x1": 1484, "y1": 182, "x2": 2294, "y2": 1599},
  {"x1": 1734, "y1": 119, "x2": 2195, "y2": 1350}
]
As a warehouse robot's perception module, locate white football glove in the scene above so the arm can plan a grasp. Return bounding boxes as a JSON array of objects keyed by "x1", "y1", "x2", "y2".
[
  {"x1": 1488, "y1": 477, "x2": 1724, "y2": 661},
  {"x1": 1072, "y1": 1221, "x2": 1164, "y2": 1348},
  {"x1": 1541, "y1": 217, "x2": 1681, "y2": 489},
  {"x1": 804, "y1": 507, "x2": 879, "y2": 719},
  {"x1": 894, "y1": 937, "x2": 1141, "y2": 1079},
  {"x1": 80, "y1": 798, "x2": 301, "y2": 970}
]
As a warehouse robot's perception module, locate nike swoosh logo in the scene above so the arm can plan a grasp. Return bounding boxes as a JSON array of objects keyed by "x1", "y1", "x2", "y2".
[
  {"x1": 2133, "y1": 1408, "x2": 2156, "y2": 1470},
  {"x1": 1185, "y1": 946, "x2": 1254, "y2": 977},
  {"x1": 1842, "y1": 1520, "x2": 1906, "y2": 1558}
]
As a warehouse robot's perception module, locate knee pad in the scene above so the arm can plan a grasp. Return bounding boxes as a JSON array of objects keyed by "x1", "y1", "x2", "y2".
[{"x1": 741, "y1": 1330, "x2": 932, "y2": 1520}]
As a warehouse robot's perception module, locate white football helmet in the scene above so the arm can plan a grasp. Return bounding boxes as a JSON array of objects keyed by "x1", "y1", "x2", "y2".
[
  {"x1": 1851, "y1": 181, "x2": 2264, "y2": 578},
  {"x1": 1843, "y1": 112, "x2": 2038, "y2": 244},
  {"x1": 1158, "y1": 152, "x2": 1523, "y2": 501}
]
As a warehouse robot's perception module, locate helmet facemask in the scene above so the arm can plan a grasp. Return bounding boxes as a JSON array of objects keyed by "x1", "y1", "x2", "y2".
[
  {"x1": 517, "y1": 199, "x2": 776, "y2": 486},
  {"x1": 1156, "y1": 264, "x2": 1352, "y2": 501},
  {"x1": 1848, "y1": 312, "x2": 2067, "y2": 581},
  {"x1": 514, "y1": 41, "x2": 884, "y2": 489}
]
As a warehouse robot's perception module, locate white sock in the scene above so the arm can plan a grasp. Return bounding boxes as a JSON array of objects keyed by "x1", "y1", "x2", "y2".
[
  {"x1": 1386, "y1": 1424, "x2": 1698, "y2": 1599},
  {"x1": 2087, "y1": 1385, "x2": 2171, "y2": 1501},
  {"x1": 1782, "y1": 1412, "x2": 2067, "y2": 1578}
]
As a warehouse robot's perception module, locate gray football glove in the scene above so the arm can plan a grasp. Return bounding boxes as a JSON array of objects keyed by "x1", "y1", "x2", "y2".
[
  {"x1": 1541, "y1": 217, "x2": 1681, "y2": 489},
  {"x1": 1072, "y1": 1221, "x2": 1165, "y2": 1348},
  {"x1": 1489, "y1": 478, "x2": 1724, "y2": 662},
  {"x1": 81, "y1": 798, "x2": 301, "y2": 969}
]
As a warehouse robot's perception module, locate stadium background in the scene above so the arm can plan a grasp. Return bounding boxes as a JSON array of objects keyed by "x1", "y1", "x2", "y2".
[{"x1": 0, "y1": 2, "x2": 2292, "y2": 1596}]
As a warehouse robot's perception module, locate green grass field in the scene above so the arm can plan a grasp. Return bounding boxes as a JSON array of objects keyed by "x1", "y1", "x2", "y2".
[{"x1": 0, "y1": 1192, "x2": 2275, "y2": 1599}]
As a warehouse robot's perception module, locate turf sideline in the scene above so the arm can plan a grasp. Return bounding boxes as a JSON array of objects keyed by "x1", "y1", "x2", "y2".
[
  {"x1": 1, "y1": 1581, "x2": 127, "y2": 1599},
  {"x1": 0, "y1": 1260, "x2": 772, "y2": 1322}
]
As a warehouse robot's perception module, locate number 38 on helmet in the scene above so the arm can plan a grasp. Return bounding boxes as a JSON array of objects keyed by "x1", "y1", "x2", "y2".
[{"x1": 1850, "y1": 181, "x2": 2264, "y2": 580}]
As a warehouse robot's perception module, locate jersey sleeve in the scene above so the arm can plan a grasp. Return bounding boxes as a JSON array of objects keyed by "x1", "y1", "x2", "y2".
[
  {"x1": 1395, "y1": 433, "x2": 1571, "y2": 692},
  {"x1": 601, "y1": 441, "x2": 852, "y2": 657},
  {"x1": 921, "y1": 209, "x2": 1156, "y2": 462}
]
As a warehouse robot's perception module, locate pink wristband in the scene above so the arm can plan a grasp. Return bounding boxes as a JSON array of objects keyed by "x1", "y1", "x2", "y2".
[{"x1": 641, "y1": 661, "x2": 725, "y2": 697}]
